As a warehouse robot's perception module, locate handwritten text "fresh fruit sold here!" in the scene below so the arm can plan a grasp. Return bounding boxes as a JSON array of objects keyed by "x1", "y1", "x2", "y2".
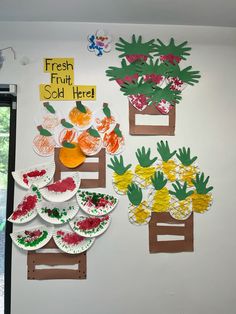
[{"x1": 39, "y1": 58, "x2": 96, "y2": 101}]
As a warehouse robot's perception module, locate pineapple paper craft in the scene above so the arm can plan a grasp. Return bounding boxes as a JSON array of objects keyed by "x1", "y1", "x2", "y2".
[
  {"x1": 106, "y1": 35, "x2": 201, "y2": 135},
  {"x1": 108, "y1": 141, "x2": 214, "y2": 253}
]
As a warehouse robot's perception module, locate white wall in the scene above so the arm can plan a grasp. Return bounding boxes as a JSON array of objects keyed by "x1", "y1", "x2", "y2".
[{"x1": 0, "y1": 22, "x2": 236, "y2": 314}]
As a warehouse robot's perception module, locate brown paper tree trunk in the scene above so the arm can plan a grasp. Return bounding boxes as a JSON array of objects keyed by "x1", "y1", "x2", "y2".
[
  {"x1": 149, "y1": 212, "x2": 194, "y2": 253},
  {"x1": 129, "y1": 102, "x2": 176, "y2": 136}
]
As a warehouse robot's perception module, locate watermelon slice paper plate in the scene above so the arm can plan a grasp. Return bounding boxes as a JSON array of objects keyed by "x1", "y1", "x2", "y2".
[
  {"x1": 8, "y1": 187, "x2": 42, "y2": 224},
  {"x1": 12, "y1": 162, "x2": 55, "y2": 189},
  {"x1": 70, "y1": 215, "x2": 111, "y2": 238},
  {"x1": 53, "y1": 229, "x2": 95, "y2": 254},
  {"x1": 37, "y1": 200, "x2": 79, "y2": 225},
  {"x1": 76, "y1": 190, "x2": 118, "y2": 216},
  {"x1": 40, "y1": 174, "x2": 80, "y2": 202},
  {"x1": 10, "y1": 225, "x2": 53, "y2": 251}
]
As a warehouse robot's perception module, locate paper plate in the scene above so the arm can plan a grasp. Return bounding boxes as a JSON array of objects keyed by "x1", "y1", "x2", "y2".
[
  {"x1": 37, "y1": 200, "x2": 79, "y2": 224},
  {"x1": 76, "y1": 190, "x2": 118, "y2": 216},
  {"x1": 8, "y1": 188, "x2": 42, "y2": 224},
  {"x1": 12, "y1": 162, "x2": 55, "y2": 189},
  {"x1": 10, "y1": 225, "x2": 53, "y2": 251},
  {"x1": 94, "y1": 107, "x2": 116, "y2": 134},
  {"x1": 169, "y1": 197, "x2": 192, "y2": 220},
  {"x1": 40, "y1": 174, "x2": 81, "y2": 202},
  {"x1": 53, "y1": 229, "x2": 95, "y2": 254},
  {"x1": 128, "y1": 202, "x2": 152, "y2": 226},
  {"x1": 70, "y1": 215, "x2": 111, "y2": 238}
]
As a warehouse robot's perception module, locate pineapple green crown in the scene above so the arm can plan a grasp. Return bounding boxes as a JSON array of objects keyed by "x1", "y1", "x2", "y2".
[
  {"x1": 151, "y1": 171, "x2": 167, "y2": 190},
  {"x1": 176, "y1": 147, "x2": 197, "y2": 166},
  {"x1": 157, "y1": 141, "x2": 176, "y2": 162},
  {"x1": 192, "y1": 172, "x2": 213, "y2": 195},
  {"x1": 116, "y1": 35, "x2": 156, "y2": 58},
  {"x1": 136, "y1": 146, "x2": 157, "y2": 167},
  {"x1": 169, "y1": 181, "x2": 193, "y2": 201},
  {"x1": 155, "y1": 38, "x2": 192, "y2": 59},
  {"x1": 127, "y1": 183, "x2": 143, "y2": 206},
  {"x1": 108, "y1": 155, "x2": 132, "y2": 175}
]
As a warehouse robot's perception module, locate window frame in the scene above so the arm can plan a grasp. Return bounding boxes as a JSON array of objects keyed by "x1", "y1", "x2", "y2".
[{"x1": 0, "y1": 92, "x2": 17, "y2": 314}]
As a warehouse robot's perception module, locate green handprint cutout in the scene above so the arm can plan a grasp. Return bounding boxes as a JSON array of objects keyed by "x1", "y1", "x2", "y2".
[
  {"x1": 120, "y1": 78, "x2": 155, "y2": 96},
  {"x1": 157, "y1": 141, "x2": 176, "y2": 162},
  {"x1": 192, "y1": 172, "x2": 213, "y2": 195},
  {"x1": 176, "y1": 147, "x2": 197, "y2": 166},
  {"x1": 169, "y1": 181, "x2": 193, "y2": 201},
  {"x1": 108, "y1": 156, "x2": 132, "y2": 175},
  {"x1": 151, "y1": 171, "x2": 168, "y2": 190},
  {"x1": 127, "y1": 183, "x2": 143, "y2": 206},
  {"x1": 167, "y1": 63, "x2": 201, "y2": 85},
  {"x1": 149, "y1": 84, "x2": 182, "y2": 106},
  {"x1": 135, "y1": 146, "x2": 157, "y2": 167}
]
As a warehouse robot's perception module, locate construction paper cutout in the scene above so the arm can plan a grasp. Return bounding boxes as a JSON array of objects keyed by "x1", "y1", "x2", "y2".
[
  {"x1": 8, "y1": 187, "x2": 41, "y2": 224},
  {"x1": 70, "y1": 215, "x2": 111, "y2": 238},
  {"x1": 191, "y1": 173, "x2": 213, "y2": 213},
  {"x1": 11, "y1": 225, "x2": 53, "y2": 251},
  {"x1": 169, "y1": 181, "x2": 193, "y2": 220},
  {"x1": 40, "y1": 174, "x2": 80, "y2": 202},
  {"x1": 78, "y1": 127, "x2": 102, "y2": 156},
  {"x1": 88, "y1": 30, "x2": 112, "y2": 56},
  {"x1": 108, "y1": 155, "x2": 134, "y2": 195},
  {"x1": 129, "y1": 102, "x2": 176, "y2": 136},
  {"x1": 57, "y1": 119, "x2": 79, "y2": 146},
  {"x1": 115, "y1": 35, "x2": 156, "y2": 63},
  {"x1": 54, "y1": 148, "x2": 106, "y2": 188},
  {"x1": 76, "y1": 190, "x2": 118, "y2": 216},
  {"x1": 33, "y1": 125, "x2": 56, "y2": 157},
  {"x1": 53, "y1": 229, "x2": 95, "y2": 254},
  {"x1": 120, "y1": 79, "x2": 154, "y2": 111},
  {"x1": 94, "y1": 103, "x2": 116, "y2": 133},
  {"x1": 27, "y1": 239, "x2": 87, "y2": 280},
  {"x1": 134, "y1": 147, "x2": 157, "y2": 187},
  {"x1": 176, "y1": 147, "x2": 199, "y2": 186},
  {"x1": 103, "y1": 124, "x2": 125, "y2": 155},
  {"x1": 149, "y1": 212, "x2": 194, "y2": 253},
  {"x1": 41, "y1": 102, "x2": 60, "y2": 131},
  {"x1": 148, "y1": 171, "x2": 171, "y2": 212},
  {"x1": 128, "y1": 203, "x2": 151, "y2": 225},
  {"x1": 135, "y1": 59, "x2": 166, "y2": 86},
  {"x1": 37, "y1": 200, "x2": 79, "y2": 224},
  {"x1": 12, "y1": 162, "x2": 55, "y2": 189},
  {"x1": 156, "y1": 141, "x2": 178, "y2": 182},
  {"x1": 69, "y1": 101, "x2": 93, "y2": 130},
  {"x1": 106, "y1": 59, "x2": 139, "y2": 86},
  {"x1": 155, "y1": 38, "x2": 192, "y2": 64},
  {"x1": 59, "y1": 142, "x2": 86, "y2": 168}
]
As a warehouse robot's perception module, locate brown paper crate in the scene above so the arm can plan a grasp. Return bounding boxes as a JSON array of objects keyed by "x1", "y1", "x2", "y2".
[
  {"x1": 27, "y1": 239, "x2": 87, "y2": 280},
  {"x1": 149, "y1": 212, "x2": 194, "y2": 253},
  {"x1": 54, "y1": 147, "x2": 106, "y2": 188},
  {"x1": 129, "y1": 102, "x2": 175, "y2": 136}
]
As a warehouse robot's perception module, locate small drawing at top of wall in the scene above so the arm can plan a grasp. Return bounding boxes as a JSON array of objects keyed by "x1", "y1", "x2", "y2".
[{"x1": 87, "y1": 30, "x2": 112, "y2": 56}]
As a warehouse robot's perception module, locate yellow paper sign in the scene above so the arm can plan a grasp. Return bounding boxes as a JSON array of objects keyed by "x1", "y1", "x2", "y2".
[{"x1": 39, "y1": 58, "x2": 96, "y2": 101}]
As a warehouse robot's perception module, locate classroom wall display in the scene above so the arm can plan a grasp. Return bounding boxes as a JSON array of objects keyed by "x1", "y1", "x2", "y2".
[
  {"x1": 106, "y1": 36, "x2": 200, "y2": 135},
  {"x1": 108, "y1": 141, "x2": 213, "y2": 253}
]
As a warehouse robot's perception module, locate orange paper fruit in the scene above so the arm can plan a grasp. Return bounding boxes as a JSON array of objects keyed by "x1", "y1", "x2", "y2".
[
  {"x1": 69, "y1": 101, "x2": 92, "y2": 129},
  {"x1": 59, "y1": 142, "x2": 86, "y2": 168},
  {"x1": 78, "y1": 127, "x2": 102, "y2": 156}
]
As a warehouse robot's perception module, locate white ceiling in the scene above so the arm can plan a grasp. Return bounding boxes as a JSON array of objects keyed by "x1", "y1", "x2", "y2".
[{"x1": 1, "y1": 0, "x2": 236, "y2": 27}]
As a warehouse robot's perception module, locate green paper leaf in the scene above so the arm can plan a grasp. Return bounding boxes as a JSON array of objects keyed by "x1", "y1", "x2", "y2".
[
  {"x1": 169, "y1": 181, "x2": 193, "y2": 201},
  {"x1": 88, "y1": 128, "x2": 100, "y2": 138},
  {"x1": 120, "y1": 78, "x2": 155, "y2": 96},
  {"x1": 61, "y1": 119, "x2": 74, "y2": 129},
  {"x1": 192, "y1": 172, "x2": 213, "y2": 195},
  {"x1": 115, "y1": 35, "x2": 156, "y2": 58},
  {"x1": 127, "y1": 183, "x2": 142, "y2": 206},
  {"x1": 136, "y1": 59, "x2": 167, "y2": 76},
  {"x1": 43, "y1": 102, "x2": 55, "y2": 114},
  {"x1": 151, "y1": 171, "x2": 167, "y2": 190},
  {"x1": 76, "y1": 101, "x2": 87, "y2": 113},
  {"x1": 106, "y1": 59, "x2": 139, "y2": 80},
  {"x1": 149, "y1": 84, "x2": 182, "y2": 106},
  {"x1": 176, "y1": 147, "x2": 197, "y2": 166},
  {"x1": 167, "y1": 64, "x2": 201, "y2": 85},
  {"x1": 135, "y1": 146, "x2": 157, "y2": 167},
  {"x1": 155, "y1": 38, "x2": 192, "y2": 60},
  {"x1": 157, "y1": 141, "x2": 176, "y2": 162},
  {"x1": 114, "y1": 126, "x2": 122, "y2": 138},
  {"x1": 103, "y1": 104, "x2": 111, "y2": 118},
  {"x1": 38, "y1": 127, "x2": 52, "y2": 137},
  {"x1": 62, "y1": 141, "x2": 76, "y2": 148},
  {"x1": 108, "y1": 155, "x2": 132, "y2": 175}
]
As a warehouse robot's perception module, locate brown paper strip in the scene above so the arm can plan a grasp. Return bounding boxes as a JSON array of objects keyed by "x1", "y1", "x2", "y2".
[
  {"x1": 129, "y1": 102, "x2": 175, "y2": 136},
  {"x1": 27, "y1": 238, "x2": 87, "y2": 280},
  {"x1": 54, "y1": 147, "x2": 106, "y2": 188},
  {"x1": 149, "y1": 212, "x2": 194, "y2": 253}
]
